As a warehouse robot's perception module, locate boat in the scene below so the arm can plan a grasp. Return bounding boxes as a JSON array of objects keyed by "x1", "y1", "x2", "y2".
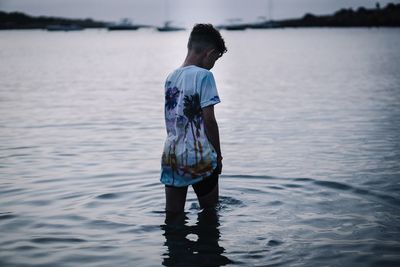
[
  {"x1": 247, "y1": 0, "x2": 280, "y2": 29},
  {"x1": 107, "y1": 18, "x2": 140, "y2": 31},
  {"x1": 46, "y1": 24, "x2": 83, "y2": 31},
  {"x1": 157, "y1": 0, "x2": 185, "y2": 32},
  {"x1": 157, "y1": 21, "x2": 185, "y2": 32},
  {"x1": 224, "y1": 24, "x2": 247, "y2": 31},
  {"x1": 248, "y1": 20, "x2": 280, "y2": 29},
  {"x1": 217, "y1": 19, "x2": 247, "y2": 31}
]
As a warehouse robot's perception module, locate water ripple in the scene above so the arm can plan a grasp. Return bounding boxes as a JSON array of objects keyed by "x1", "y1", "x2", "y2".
[
  {"x1": 96, "y1": 193, "x2": 120, "y2": 200},
  {"x1": 0, "y1": 213, "x2": 17, "y2": 220},
  {"x1": 1, "y1": 28, "x2": 400, "y2": 267},
  {"x1": 30, "y1": 237, "x2": 87, "y2": 244}
]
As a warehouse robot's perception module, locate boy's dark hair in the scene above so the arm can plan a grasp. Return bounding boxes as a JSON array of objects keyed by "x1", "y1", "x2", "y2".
[{"x1": 188, "y1": 24, "x2": 227, "y2": 56}]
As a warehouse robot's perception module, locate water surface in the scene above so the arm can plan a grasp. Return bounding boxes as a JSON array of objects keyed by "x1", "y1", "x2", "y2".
[{"x1": 1, "y1": 28, "x2": 400, "y2": 266}]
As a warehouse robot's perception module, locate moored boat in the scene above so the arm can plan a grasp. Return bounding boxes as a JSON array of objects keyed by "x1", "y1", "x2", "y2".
[
  {"x1": 107, "y1": 18, "x2": 140, "y2": 31},
  {"x1": 157, "y1": 21, "x2": 185, "y2": 32}
]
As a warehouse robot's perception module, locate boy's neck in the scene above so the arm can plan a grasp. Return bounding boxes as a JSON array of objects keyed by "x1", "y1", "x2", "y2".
[{"x1": 181, "y1": 51, "x2": 205, "y2": 69}]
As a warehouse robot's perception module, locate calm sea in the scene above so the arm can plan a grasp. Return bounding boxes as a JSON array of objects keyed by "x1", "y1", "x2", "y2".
[{"x1": 1, "y1": 28, "x2": 399, "y2": 267}]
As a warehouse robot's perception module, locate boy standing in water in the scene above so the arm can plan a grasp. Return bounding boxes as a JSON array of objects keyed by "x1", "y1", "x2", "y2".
[{"x1": 161, "y1": 24, "x2": 227, "y2": 213}]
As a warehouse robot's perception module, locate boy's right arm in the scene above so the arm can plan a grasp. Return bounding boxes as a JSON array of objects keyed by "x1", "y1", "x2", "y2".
[{"x1": 202, "y1": 105, "x2": 222, "y2": 174}]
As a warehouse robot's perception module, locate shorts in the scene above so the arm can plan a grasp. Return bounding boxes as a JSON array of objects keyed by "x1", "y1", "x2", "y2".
[{"x1": 165, "y1": 170, "x2": 219, "y2": 197}]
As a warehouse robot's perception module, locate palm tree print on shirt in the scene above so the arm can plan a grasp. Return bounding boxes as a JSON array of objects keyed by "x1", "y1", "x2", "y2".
[
  {"x1": 183, "y1": 93, "x2": 203, "y2": 166},
  {"x1": 165, "y1": 86, "x2": 180, "y2": 110}
]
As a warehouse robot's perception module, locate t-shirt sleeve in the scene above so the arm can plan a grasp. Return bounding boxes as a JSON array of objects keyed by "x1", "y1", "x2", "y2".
[{"x1": 199, "y1": 72, "x2": 221, "y2": 109}]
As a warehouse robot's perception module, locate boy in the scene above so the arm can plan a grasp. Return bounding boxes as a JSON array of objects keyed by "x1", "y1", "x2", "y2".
[{"x1": 161, "y1": 24, "x2": 227, "y2": 213}]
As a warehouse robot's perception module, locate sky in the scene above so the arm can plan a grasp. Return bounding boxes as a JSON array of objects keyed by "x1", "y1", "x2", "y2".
[{"x1": 1, "y1": 0, "x2": 399, "y2": 26}]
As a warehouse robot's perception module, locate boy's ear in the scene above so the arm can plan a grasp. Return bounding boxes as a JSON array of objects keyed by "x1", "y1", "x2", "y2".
[{"x1": 206, "y1": 48, "x2": 216, "y2": 57}]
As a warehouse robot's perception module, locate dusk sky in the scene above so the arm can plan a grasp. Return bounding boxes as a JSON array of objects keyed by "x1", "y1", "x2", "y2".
[{"x1": 1, "y1": 0, "x2": 399, "y2": 26}]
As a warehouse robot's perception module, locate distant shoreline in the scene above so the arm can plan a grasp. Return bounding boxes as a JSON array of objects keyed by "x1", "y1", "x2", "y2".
[
  {"x1": 275, "y1": 3, "x2": 400, "y2": 28},
  {"x1": 219, "y1": 3, "x2": 400, "y2": 30},
  {"x1": 1, "y1": 3, "x2": 399, "y2": 30},
  {"x1": 0, "y1": 11, "x2": 107, "y2": 30}
]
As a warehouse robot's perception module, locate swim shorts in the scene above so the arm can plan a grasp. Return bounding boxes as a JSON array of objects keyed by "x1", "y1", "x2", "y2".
[{"x1": 165, "y1": 170, "x2": 219, "y2": 197}]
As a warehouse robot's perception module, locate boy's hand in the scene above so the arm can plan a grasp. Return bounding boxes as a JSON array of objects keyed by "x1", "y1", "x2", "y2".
[{"x1": 217, "y1": 156, "x2": 223, "y2": 174}]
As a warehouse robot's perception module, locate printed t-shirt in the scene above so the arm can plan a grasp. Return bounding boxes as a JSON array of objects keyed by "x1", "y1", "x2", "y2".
[{"x1": 160, "y1": 65, "x2": 221, "y2": 187}]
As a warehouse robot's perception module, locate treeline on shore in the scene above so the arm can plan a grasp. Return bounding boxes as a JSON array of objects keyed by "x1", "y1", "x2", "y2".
[
  {"x1": 279, "y1": 3, "x2": 400, "y2": 28},
  {"x1": 1, "y1": 2, "x2": 400, "y2": 30},
  {"x1": 0, "y1": 11, "x2": 106, "y2": 29}
]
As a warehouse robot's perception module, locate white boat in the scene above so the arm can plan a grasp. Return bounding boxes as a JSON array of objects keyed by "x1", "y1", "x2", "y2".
[
  {"x1": 107, "y1": 18, "x2": 140, "y2": 31},
  {"x1": 217, "y1": 19, "x2": 247, "y2": 31},
  {"x1": 157, "y1": 21, "x2": 185, "y2": 32},
  {"x1": 157, "y1": 0, "x2": 185, "y2": 32}
]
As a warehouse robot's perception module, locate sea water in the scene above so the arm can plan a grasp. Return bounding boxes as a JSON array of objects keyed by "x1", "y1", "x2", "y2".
[{"x1": 0, "y1": 28, "x2": 399, "y2": 266}]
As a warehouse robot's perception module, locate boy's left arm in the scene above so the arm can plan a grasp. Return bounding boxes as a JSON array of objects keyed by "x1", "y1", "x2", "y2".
[{"x1": 202, "y1": 105, "x2": 222, "y2": 174}]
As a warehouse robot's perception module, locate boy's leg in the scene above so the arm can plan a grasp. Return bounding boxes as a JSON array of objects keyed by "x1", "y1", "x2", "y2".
[
  {"x1": 193, "y1": 171, "x2": 219, "y2": 209},
  {"x1": 165, "y1": 185, "x2": 188, "y2": 213},
  {"x1": 197, "y1": 183, "x2": 219, "y2": 209}
]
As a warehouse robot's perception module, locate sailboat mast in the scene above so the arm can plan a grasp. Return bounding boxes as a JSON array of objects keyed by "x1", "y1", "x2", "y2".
[
  {"x1": 268, "y1": 0, "x2": 273, "y2": 21},
  {"x1": 165, "y1": 0, "x2": 170, "y2": 23}
]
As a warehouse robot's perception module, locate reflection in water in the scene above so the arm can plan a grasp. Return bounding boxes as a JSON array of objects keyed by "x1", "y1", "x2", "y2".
[{"x1": 161, "y1": 208, "x2": 233, "y2": 266}]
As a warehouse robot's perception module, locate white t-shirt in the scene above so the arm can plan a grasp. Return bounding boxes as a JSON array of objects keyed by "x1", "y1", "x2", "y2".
[{"x1": 160, "y1": 65, "x2": 221, "y2": 187}]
